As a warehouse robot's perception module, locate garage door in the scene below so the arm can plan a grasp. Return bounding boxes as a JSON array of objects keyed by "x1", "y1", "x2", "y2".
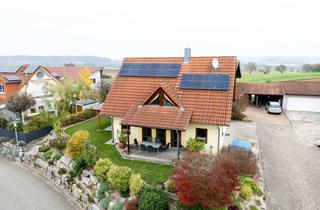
[{"x1": 283, "y1": 95, "x2": 320, "y2": 112}]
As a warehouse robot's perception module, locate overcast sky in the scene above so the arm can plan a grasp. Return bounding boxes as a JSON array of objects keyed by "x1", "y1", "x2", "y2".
[{"x1": 0, "y1": 0, "x2": 319, "y2": 58}]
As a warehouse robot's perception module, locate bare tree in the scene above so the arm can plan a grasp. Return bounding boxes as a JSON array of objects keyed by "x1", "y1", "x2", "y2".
[
  {"x1": 6, "y1": 93, "x2": 36, "y2": 124},
  {"x1": 302, "y1": 64, "x2": 312, "y2": 72},
  {"x1": 259, "y1": 65, "x2": 271, "y2": 74},
  {"x1": 246, "y1": 62, "x2": 257, "y2": 74},
  {"x1": 275, "y1": 64, "x2": 287, "y2": 73}
]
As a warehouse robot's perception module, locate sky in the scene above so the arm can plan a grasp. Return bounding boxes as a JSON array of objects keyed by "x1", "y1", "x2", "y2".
[{"x1": 0, "y1": 0, "x2": 319, "y2": 58}]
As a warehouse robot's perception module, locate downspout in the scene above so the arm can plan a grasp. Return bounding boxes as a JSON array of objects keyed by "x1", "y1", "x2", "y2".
[
  {"x1": 111, "y1": 117, "x2": 114, "y2": 143},
  {"x1": 217, "y1": 126, "x2": 221, "y2": 156}
]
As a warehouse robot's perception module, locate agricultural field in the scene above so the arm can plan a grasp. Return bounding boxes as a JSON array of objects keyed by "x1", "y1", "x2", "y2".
[{"x1": 238, "y1": 71, "x2": 320, "y2": 83}]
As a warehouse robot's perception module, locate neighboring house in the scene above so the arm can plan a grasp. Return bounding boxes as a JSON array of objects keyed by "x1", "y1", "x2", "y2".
[
  {"x1": 73, "y1": 99, "x2": 99, "y2": 113},
  {"x1": 43, "y1": 66, "x2": 103, "y2": 87},
  {"x1": 237, "y1": 81, "x2": 320, "y2": 112},
  {"x1": 101, "y1": 48, "x2": 241, "y2": 154},
  {"x1": 0, "y1": 65, "x2": 103, "y2": 121}
]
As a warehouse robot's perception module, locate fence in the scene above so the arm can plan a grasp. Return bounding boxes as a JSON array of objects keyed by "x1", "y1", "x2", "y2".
[{"x1": 0, "y1": 127, "x2": 52, "y2": 143}]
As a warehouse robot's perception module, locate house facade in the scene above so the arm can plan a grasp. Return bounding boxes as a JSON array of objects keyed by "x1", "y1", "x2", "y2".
[{"x1": 101, "y1": 49, "x2": 241, "y2": 154}]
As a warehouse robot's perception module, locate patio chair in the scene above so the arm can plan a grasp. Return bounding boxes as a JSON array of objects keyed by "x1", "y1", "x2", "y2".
[
  {"x1": 140, "y1": 144, "x2": 147, "y2": 152},
  {"x1": 147, "y1": 145, "x2": 155, "y2": 152},
  {"x1": 155, "y1": 137, "x2": 160, "y2": 143},
  {"x1": 134, "y1": 138, "x2": 139, "y2": 147}
]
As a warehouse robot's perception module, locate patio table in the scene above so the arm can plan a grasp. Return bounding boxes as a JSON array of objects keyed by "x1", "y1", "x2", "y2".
[{"x1": 140, "y1": 141, "x2": 162, "y2": 153}]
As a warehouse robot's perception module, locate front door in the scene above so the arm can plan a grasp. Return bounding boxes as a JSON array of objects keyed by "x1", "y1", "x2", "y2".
[
  {"x1": 156, "y1": 129, "x2": 166, "y2": 146},
  {"x1": 170, "y1": 130, "x2": 181, "y2": 147}
]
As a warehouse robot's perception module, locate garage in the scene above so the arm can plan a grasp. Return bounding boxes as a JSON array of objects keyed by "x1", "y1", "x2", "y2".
[
  {"x1": 237, "y1": 81, "x2": 320, "y2": 112},
  {"x1": 283, "y1": 95, "x2": 320, "y2": 112}
]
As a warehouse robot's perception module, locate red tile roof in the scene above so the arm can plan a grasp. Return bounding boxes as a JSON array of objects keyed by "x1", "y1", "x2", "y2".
[
  {"x1": 236, "y1": 82, "x2": 283, "y2": 95},
  {"x1": 282, "y1": 81, "x2": 320, "y2": 96},
  {"x1": 44, "y1": 66, "x2": 101, "y2": 81},
  {"x1": 101, "y1": 56, "x2": 239, "y2": 126},
  {"x1": 121, "y1": 105, "x2": 192, "y2": 130}
]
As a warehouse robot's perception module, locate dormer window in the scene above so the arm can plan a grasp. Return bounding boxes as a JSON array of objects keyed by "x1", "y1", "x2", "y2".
[{"x1": 145, "y1": 87, "x2": 176, "y2": 107}]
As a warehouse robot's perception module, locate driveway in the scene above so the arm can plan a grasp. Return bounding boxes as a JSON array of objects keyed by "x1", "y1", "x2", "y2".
[
  {"x1": 0, "y1": 158, "x2": 78, "y2": 210},
  {"x1": 228, "y1": 107, "x2": 320, "y2": 210}
]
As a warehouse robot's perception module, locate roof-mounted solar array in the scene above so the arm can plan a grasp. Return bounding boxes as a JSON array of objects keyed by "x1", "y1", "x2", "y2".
[
  {"x1": 119, "y1": 63, "x2": 181, "y2": 77},
  {"x1": 4, "y1": 75, "x2": 21, "y2": 83},
  {"x1": 0, "y1": 65, "x2": 22, "y2": 73},
  {"x1": 25, "y1": 65, "x2": 39, "y2": 73},
  {"x1": 180, "y1": 74, "x2": 230, "y2": 90}
]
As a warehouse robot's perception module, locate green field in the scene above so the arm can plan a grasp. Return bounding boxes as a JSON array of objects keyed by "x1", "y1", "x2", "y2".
[
  {"x1": 238, "y1": 72, "x2": 320, "y2": 83},
  {"x1": 65, "y1": 117, "x2": 172, "y2": 185}
]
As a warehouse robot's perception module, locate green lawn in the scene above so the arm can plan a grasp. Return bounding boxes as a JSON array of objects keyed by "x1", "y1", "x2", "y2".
[
  {"x1": 65, "y1": 117, "x2": 172, "y2": 185},
  {"x1": 238, "y1": 72, "x2": 320, "y2": 83}
]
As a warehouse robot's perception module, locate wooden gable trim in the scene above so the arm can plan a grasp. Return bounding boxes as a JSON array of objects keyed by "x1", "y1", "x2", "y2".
[{"x1": 144, "y1": 87, "x2": 178, "y2": 107}]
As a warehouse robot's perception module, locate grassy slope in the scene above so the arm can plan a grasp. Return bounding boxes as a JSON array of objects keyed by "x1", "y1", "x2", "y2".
[
  {"x1": 238, "y1": 72, "x2": 320, "y2": 83},
  {"x1": 65, "y1": 117, "x2": 172, "y2": 185}
]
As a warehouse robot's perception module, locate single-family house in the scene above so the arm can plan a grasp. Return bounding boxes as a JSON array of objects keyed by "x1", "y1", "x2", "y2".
[{"x1": 101, "y1": 48, "x2": 241, "y2": 154}]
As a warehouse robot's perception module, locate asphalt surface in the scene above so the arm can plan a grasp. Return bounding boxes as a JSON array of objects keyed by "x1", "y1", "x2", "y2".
[{"x1": 0, "y1": 158, "x2": 78, "y2": 210}]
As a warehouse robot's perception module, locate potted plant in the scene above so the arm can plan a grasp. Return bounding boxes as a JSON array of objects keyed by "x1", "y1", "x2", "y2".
[{"x1": 117, "y1": 130, "x2": 127, "y2": 149}]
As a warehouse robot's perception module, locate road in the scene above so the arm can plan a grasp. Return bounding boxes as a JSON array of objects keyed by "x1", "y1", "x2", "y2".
[{"x1": 0, "y1": 158, "x2": 78, "y2": 210}]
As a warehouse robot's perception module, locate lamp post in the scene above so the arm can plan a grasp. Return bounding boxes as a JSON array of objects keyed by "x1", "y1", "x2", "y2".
[{"x1": 13, "y1": 122, "x2": 19, "y2": 148}]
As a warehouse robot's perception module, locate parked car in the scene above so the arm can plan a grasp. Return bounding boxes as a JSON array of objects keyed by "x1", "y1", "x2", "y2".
[{"x1": 266, "y1": 101, "x2": 282, "y2": 114}]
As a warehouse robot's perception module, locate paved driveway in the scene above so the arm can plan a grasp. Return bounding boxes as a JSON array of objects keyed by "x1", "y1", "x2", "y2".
[
  {"x1": 0, "y1": 158, "x2": 78, "y2": 210},
  {"x1": 228, "y1": 107, "x2": 320, "y2": 210}
]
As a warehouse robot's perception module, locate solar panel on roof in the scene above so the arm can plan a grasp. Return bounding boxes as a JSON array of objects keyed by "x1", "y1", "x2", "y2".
[
  {"x1": 4, "y1": 75, "x2": 21, "y2": 83},
  {"x1": 180, "y1": 74, "x2": 230, "y2": 90},
  {"x1": 119, "y1": 63, "x2": 181, "y2": 77},
  {"x1": 0, "y1": 65, "x2": 22, "y2": 73},
  {"x1": 25, "y1": 65, "x2": 39, "y2": 73}
]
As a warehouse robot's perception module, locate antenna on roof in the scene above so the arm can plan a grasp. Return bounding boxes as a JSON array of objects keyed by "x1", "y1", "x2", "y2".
[{"x1": 212, "y1": 58, "x2": 220, "y2": 70}]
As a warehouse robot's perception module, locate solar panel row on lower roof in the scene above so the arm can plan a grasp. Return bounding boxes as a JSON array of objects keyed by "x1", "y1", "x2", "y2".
[
  {"x1": 119, "y1": 63, "x2": 181, "y2": 77},
  {"x1": 25, "y1": 65, "x2": 39, "y2": 73},
  {"x1": 0, "y1": 65, "x2": 22, "y2": 73},
  {"x1": 4, "y1": 75, "x2": 21, "y2": 83},
  {"x1": 180, "y1": 74, "x2": 230, "y2": 90}
]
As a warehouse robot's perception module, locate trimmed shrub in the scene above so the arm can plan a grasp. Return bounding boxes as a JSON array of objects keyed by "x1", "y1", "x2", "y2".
[
  {"x1": 231, "y1": 112, "x2": 247, "y2": 121},
  {"x1": 54, "y1": 152, "x2": 62, "y2": 161},
  {"x1": 39, "y1": 144, "x2": 50, "y2": 153},
  {"x1": 7, "y1": 122, "x2": 23, "y2": 132},
  {"x1": 139, "y1": 187, "x2": 169, "y2": 210},
  {"x1": 83, "y1": 141, "x2": 97, "y2": 167},
  {"x1": 186, "y1": 138, "x2": 205, "y2": 152},
  {"x1": 112, "y1": 203, "x2": 124, "y2": 210},
  {"x1": 49, "y1": 137, "x2": 68, "y2": 150},
  {"x1": 96, "y1": 181, "x2": 109, "y2": 201},
  {"x1": 58, "y1": 168, "x2": 67, "y2": 175},
  {"x1": 94, "y1": 158, "x2": 113, "y2": 181},
  {"x1": 108, "y1": 165, "x2": 133, "y2": 193},
  {"x1": 23, "y1": 111, "x2": 53, "y2": 133},
  {"x1": 129, "y1": 173, "x2": 144, "y2": 196},
  {"x1": 0, "y1": 137, "x2": 10, "y2": 143},
  {"x1": 71, "y1": 157, "x2": 87, "y2": 177},
  {"x1": 0, "y1": 117, "x2": 8, "y2": 129},
  {"x1": 250, "y1": 205, "x2": 259, "y2": 210},
  {"x1": 66, "y1": 130, "x2": 90, "y2": 159},
  {"x1": 240, "y1": 184, "x2": 253, "y2": 200},
  {"x1": 164, "y1": 178, "x2": 176, "y2": 193},
  {"x1": 18, "y1": 140, "x2": 26, "y2": 147},
  {"x1": 43, "y1": 150, "x2": 53, "y2": 161},
  {"x1": 239, "y1": 176, "x2": 263, "y2": 196},
  {"x1": 125, "y1": 198, "x2": 139, "y2": 210},
  {"x1": 61, "y1": 109, "x2": 97, "y2": 127},
  {"x1": 221, "y1": 147, "x2": 259, "y2": 177},
  {"x1": 100, "y1": 196, "x2": 112, "y2": 209}
]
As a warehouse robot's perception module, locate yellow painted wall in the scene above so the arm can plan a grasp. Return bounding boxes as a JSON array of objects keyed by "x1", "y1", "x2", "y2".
[
  {"x1": 113, "y1": 117, "x2": 222, "y2": 154},
  {"x1": 151, "y1": 129, "x2": 156, "y2": 142},
  {"x1": 112, "y1": 117, "x2": 122, "y2": 143}
]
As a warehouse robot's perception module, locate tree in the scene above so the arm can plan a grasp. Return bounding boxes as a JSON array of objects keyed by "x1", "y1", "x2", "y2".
[
  {"x1": 65, "y1": 63, "x2": 75, "y2": 66},
  {"x1": 97, "y1": 80, "x2": 111, "y2": 101},
  {"x1": 302, "y1": 64, "x2": 312, "y2": 72},
  {"x1": 275, "y1": 64, "x2": 287, "y2": 73},
  {"x1": 259, "y1": 65, "x2": 271, "y2": 74},
  {"x1": 6, "y1": 93, "x2": 36, "y2": 124},
  {"x1": 232, "y1": 94, "x2": 248, "y2": 114},
  {"x1": 173, "y1": 152, "x2": 239, "y2": 209},
  {"x1": 79, "y1": 67, "x2": 93, "y2": 87},
  {"x1": 246, "y1": 62, "x2": 257, "y2": 74}
]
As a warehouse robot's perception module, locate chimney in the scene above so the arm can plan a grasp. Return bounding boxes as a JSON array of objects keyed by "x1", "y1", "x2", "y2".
[{"x1": 183, "y1": 48, "x2": 191, "y2": 64}]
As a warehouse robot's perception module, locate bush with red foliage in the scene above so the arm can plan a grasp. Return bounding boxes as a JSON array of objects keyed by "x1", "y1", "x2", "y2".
[
  {"x1": 220, "y1": 147, "x2": 259, "y2": 178},
  {"x1": 173, "y1": 152, "x2": 239, "y2": 209},
  {"x1": 232, "y1": 94, "x2": 248, "y2": 114},
  {"x1": 124, "y1": 197, "x2": 139, "y2": 210}
]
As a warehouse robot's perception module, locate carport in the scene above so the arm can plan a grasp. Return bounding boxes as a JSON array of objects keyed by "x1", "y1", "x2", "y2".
[{"x1": 236, "y1": 82, "x2": 283, "y2": 107}]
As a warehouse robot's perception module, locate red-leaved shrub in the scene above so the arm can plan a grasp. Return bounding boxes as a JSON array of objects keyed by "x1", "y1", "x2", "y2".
[
  {"x1": 124, "y1": 197, "x2": 139, "y2": 210},
  {"x1": 173, "y1": 152, "x2": 239, "y2": 209}
]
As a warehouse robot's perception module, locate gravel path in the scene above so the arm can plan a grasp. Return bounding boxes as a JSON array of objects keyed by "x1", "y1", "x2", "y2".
[{"x1": 0, "y1": 158, "x2": 78, "y2": 210}]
